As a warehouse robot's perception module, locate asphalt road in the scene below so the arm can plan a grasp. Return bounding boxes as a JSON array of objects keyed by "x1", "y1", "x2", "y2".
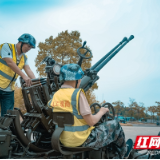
[{"x1": 122, "y1": 126, "x2": 160, "y2": 142}]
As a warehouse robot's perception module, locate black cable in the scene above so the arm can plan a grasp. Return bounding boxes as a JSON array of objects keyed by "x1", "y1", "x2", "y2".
[
  {"x1": 20, "y1": 42, "x2": 24, "y2": 53},
  {"x1": 75, "y1": 80, "x2": 78, "y2": 88}
]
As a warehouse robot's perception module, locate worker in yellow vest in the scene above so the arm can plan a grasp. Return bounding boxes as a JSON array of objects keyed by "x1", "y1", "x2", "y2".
[
  {"x1": 48, "y1": 63, "x2": 134, "y2": 158},
  {"x1": 0, "y1": 33, "x2": 36, "y2": 117}
]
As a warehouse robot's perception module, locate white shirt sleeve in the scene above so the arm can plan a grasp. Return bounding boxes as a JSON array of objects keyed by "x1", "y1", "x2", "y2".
[
  {"x1": 24, "y1": 58, "x2": 29, "y2": 66},
  {"x1": 1, "y1": 44, "x2": 29, "y2": 66},
  {"x1": 0, "y1": 43, "x2": 12, "y2": 59}
]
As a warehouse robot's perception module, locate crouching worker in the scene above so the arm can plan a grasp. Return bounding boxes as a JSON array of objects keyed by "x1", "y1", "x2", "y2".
[
  {"x1": 48, "y1": 64, "x2": 133, "y2": 158},
  {"x1": 0, "y1": 34, "x2": 36, "y2": 117}
]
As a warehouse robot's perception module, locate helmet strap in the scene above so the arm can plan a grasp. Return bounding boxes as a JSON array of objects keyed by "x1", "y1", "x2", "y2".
[
  {"x1": 20, "y1": 42, "x2": 24, "y2": 53},
  {"x1": 75, "y1": 80, "x2": 78, "y2": 88}
]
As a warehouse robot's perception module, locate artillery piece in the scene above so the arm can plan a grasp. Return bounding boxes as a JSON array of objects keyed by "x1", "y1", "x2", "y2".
[{"x1": 1, "y1": 35, "x2": 159, "y2": 159}]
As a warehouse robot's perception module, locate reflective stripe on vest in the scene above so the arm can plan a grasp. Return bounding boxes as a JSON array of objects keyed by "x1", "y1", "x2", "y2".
[
  {"x1": 0, "y1": 58, "x2": 8, "y2": 66},
  {"x1": 0, "y1": 43, "x2": 27, "y2": 90},
  {"x1": 0, "y1": 71, "x2": 16, "y2": 81},
  {"x1": 50, "y1": 88, "x2": 94, "y2": 147},
  {"x1": 71, "y1": 89, "x2": 84, "y2": 119},
  {"x1": 55, "y1": 124, "x2": 90, "y2": 132}
]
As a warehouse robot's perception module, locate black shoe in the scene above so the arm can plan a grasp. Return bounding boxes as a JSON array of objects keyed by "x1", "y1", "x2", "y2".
[{"x1": 124, "y1": 139, "x2": 133, "y2": 158}]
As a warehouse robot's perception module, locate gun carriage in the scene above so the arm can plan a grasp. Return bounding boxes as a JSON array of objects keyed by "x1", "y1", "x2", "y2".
[{"x1": 1, "y1": 35, "x2": 159, "y2": 159}]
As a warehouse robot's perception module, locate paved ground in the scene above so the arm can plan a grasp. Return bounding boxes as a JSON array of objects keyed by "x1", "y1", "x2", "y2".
[{"x1": 122, "y1": 125, "x2": 160, "y2": 142}]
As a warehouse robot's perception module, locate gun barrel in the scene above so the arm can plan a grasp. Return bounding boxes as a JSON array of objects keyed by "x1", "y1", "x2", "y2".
[
  {"x1": 31, "y1": 78, "x2": 47, "y2": 82},
  {"x1": 79, "y1": 76, "x2": 91, "y2": 90},
  {"x1": 91, "y1": 37, "x2": 127, "y2": 70},
  {"x1": 94, "y1": 35, "x2": 134, "y2": 72},
  {"x1": 23, "y1": 80, "x2": 46, "y2": 87},
  {"x1": 79, "y1": 35, "x2": 134, "y2": 90},
  {"x1": 25, "y1": 82, "x2": 47, "y2": 89},
  {"x1": 21, "y1": 78, "x2": 47, "y2": 84}
]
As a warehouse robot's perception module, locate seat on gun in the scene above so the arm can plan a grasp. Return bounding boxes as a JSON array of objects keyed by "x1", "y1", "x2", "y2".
[{"x1": 51, "y1": 112, "x2": 94, "y2": 155}]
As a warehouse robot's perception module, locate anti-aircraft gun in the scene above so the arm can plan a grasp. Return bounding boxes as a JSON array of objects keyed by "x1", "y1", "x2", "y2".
[{"x1": 1, "y1": 35, "x2": 158, "y2": 159}]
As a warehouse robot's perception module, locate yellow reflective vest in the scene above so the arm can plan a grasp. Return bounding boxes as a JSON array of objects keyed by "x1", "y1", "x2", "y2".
[
  {"x1": 0, "y1": 43, "x2": 27, "y2": 90},
  {"x1": 48, "y1": 88, "x2": 94, "y2": 147}
]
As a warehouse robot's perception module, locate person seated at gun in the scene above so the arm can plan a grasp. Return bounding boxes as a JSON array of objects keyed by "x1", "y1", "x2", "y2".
[
  {"x1": 0, "y1": 34, "x2": 36, "y2": 117},
  {"x1": 48, "y1": 64, "x2": 133, "y2": 158}
]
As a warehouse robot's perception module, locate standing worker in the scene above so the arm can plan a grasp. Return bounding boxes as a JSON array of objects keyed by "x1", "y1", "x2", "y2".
[{"x1": 0, "y1": 33, "x2": 36, "y2": 117}]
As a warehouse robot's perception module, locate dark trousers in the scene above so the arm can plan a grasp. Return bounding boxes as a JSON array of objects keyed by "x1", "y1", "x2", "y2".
[{"x1": 0, "y1": 90, "x2": 14, "y2": 117}]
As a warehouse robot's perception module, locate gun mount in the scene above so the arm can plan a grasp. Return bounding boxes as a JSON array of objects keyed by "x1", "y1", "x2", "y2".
[{"x1": 1, "y1": 35, "x2": 158, "y2": 159}]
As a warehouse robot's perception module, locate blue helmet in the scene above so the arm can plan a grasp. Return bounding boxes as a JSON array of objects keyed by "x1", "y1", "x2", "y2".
[
  {"x1": 18, "y1": 33, "x2": 36, "y2": 48},
  {"x1": 59, "y1": 64, "x2": 84, "y2": 82}
]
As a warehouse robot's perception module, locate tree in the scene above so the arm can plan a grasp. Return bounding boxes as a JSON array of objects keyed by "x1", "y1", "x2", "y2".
[
  {"x1": 127, "y1": 98, "x2": 135, "y2": 121},
  {"x1": 133, "y1": 102, "x2": 145, "y2": 120},
  {"x1": 155, "y1": 101, "x2": 160, "y2": 106},
  {"x1": 155, "y1": 101, "x2": 160, "y2": 121},
  {"x1": 155, "y1": 101, "x2": 160, "y2": 115},
  {"x1": 148, "y1": 106, "x2": 157, "y2": 123},
  {"x1": 123, "y1": 106, "x2": 129, "y2": 117},
  {"x1": 100, "y1": 100, "x2": 106, "y2": 105},
  {"x1": 112, "y1": 100, "x2": 124, "y2": 117},
  {"x1": 144, "y1": 107, "x2": 150, "y2": 119},
  {"x1": 35, "y1": 30, "x2": 98, "y2": 105}
]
